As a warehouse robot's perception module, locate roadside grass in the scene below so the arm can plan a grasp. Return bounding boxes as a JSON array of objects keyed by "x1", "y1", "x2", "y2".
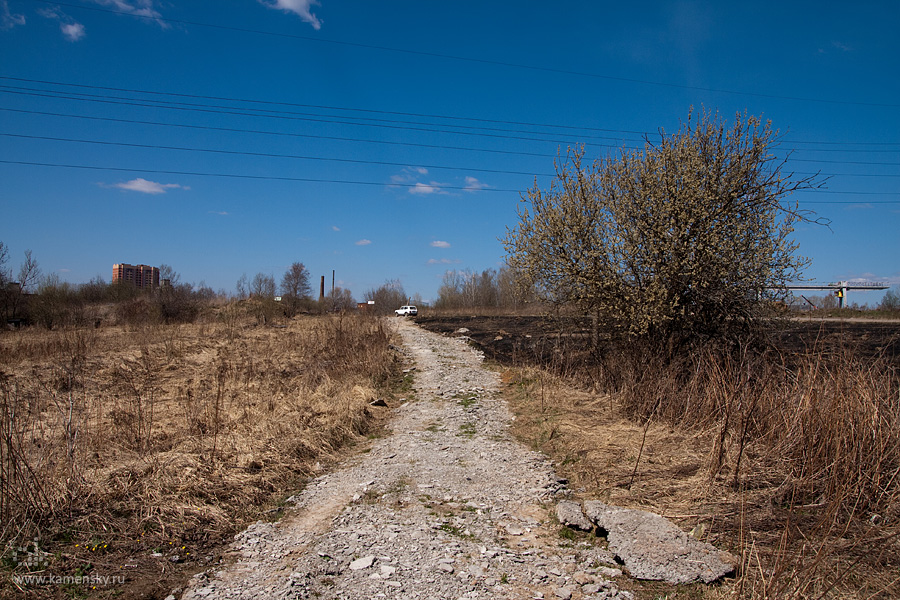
[
  {"x1": 502, "y1": 343, "x2": 900, "y2": 599},
  {"x1": 0, "y1": 310, "x2": 400, "y2": 598}
]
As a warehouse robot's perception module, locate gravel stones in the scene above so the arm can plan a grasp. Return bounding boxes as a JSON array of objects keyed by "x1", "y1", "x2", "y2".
[
  {"x1": 348, "y1": 556, "x2": 375, "y2": 570},
  {"x1": 180, "y1": 320, "x2": 635, "y2": 600}
]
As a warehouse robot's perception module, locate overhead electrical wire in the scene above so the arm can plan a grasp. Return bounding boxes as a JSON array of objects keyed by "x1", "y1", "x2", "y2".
[
  {"x1": 0, "y1": 159, "x2": 523, "y2": 193},
  {"x1": 0, "y1": 76, "x2": 653, "y2": 138},
  {"x1": 0, "y1": 107, "x2": 566, "y2": 159},
  {"x1": 1, "y1": 160, "x2": 896, "y2": 204},
  {"x1": 3, "y1": 91, "x2": 898, "y2": 167},
  {"x1": 0, "y1": 87, "x2": 643, "y2": 149},
  {"x1": 0, "y1": 132, "x2": 559, "y2": 178},
  {"x1": 1, "y1": 70, "x2": 895, "y2": 200},
  {"x1": 0, "y1": 84, "x2": 645, "y2": 144},
  {"x1": 2, "y1": 78, "x2": 898, "y2": 152},
  {"x1": 4, "y1": 75, "x2": 898, "y2": 150},
  {"x1": 2, "y1": 132, "x2": 897, "y2": 179},
  {"x1": 20, "y1": 0, "x2": 900, "y2": 109}
]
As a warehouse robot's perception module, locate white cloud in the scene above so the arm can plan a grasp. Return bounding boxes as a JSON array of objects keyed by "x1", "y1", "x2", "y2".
[
  {"x1": 427, "y1": 258, "x2": 461, "y2": 265},
  {"x1": 261, "y1": 0, "x2": 322, "y2": 30},
  {"x1": 831, "y1": 41, "x2": 853, "y2": 52},
  {"x1": 38, "y1": 6, "x2": 85, "y2": 40},
  {"x1": 410, "y1": 182, "x2": 452, "y2": 195},
  {"x1": 431, "y1": 241, "x2": 451, "y2": 248},
  {"x1": 410, "y1": 183, "x2": 439, "y2": 195},
  {"x1": 61, "y1": 22, "x2": 86, "y2": 41},
  {"x1": 332, "y1": 225, "x2": 340, "y2": 231},
  {"x1": 89, "y1": 0, "x2": 166, "y2": 26},
  {"x1": 390, "y1": 167, "x2": 465, "y2": 195},
  {"x1": 113, "y1": 178, "x2": 188, "y2": 194},
  {"x1": 463, "y1": 176, "x2": 490, "y2": 193},
  {"x1": 209, "y1": 210, "x2": 229, "y2": 216},
  {"x1": 1, "y1": 0, "x2": 25, "y2": 29},
  {"x1": 355, "y1": 239, "x2": 372, "y2": 246}
]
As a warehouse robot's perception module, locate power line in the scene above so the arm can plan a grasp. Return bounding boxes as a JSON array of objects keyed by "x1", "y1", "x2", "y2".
[
  {"x1": 0, "y1": 84, "x2": 644, "y2": 144},
  {"x1": 1, "y1": 159, "x2": 896, "y2": 202},
  {"x1": 0, "y1": 76, "x2": 652, "y2": 139},
  {"x1": 3, "y1": 91, "x2": 899, "y2": 166},
  {"x1": 0, "y1": 132, "x2": 557, "y2": 177},
  {"x1": 0, "y1": 159, "x2": 522, "y2": 193},
  {"x1": 0, "y1": 87, "x2": 639, "y2": 149},
  {"x1": 4, "y1": 132, "x2": 897, "y2": 179},
  {"x1": 3, "y1": 76, "x2": 899, "y2": 150},
  {"x1": 21, "y1": 0, "x2": 900, "y2": 109},
  {"x1": 0, "y1": 107, "x2": 562, "y2": 159}
]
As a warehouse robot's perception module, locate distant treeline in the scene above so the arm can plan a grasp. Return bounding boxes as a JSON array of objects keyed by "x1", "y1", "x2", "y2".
[{"x1": 432, "y1": 267, "x2": 534, "y2": 311}]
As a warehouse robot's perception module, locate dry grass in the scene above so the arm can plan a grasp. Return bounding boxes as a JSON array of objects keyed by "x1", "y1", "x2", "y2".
[
  {"x1": 0, "y1": 308, "x2": 400, "y2": 598},
  {"x1": 503, "y1": 345, "x2": 900, "y2": 599}
]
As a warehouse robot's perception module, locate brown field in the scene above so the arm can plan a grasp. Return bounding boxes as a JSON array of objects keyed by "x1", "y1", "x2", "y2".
[
  {"x1": 0, "y1": 309, "x2": 402, "y2": 599},
  {"x1": 4, "y1": 306, "x2": 898, "y2": 599},
  {"x1": 417, "y1": 312, "x2": 900, "y2": 599}
]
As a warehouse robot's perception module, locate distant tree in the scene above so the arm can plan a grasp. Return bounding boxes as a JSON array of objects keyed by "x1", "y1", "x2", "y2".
[
  {"x1": 280, "y1": 262, "x2": 311, "y2": 316},
  {"x1": 504, "y1": 109, "x2": 822, "y2": 348},
  {"x1": 109, "y1": 279, "x2": 141, "y2": 302},
  {"x1": 880, "y1": 287, "x2": 900, "y2": 311},
  {"x1": 235, "y1": 273, "x2": 249, "y2": 299},
  {"x1": 157, "y1": 281, "x2": 200, "y2": 324},
  {"x1": 325, "y1": 286, "x2": 356, "y2": 312},
  {"x1": 0, "y1": 241, "x2": 8, "y2": 288},
  {"x1": 194, "y1": 282, "x2": 218, "y2": 302},
  {"x1": 364, "y1": 279, "x2": 407, "y2": 315},
  {"x1": 79, "y1": 275, "x2": 109, "y2": 303},
  {"x1": 32, "y1": 274, "x2": 79, "y2": 329},
  {"x1": 159, "y1": 263, "x2": 180, "y2": 286},
  {"x1": 249, "y1": 273, "x2": 278, "y2": 324},
  {"x1": 251, "y1": 273, "x2": 276, "y2": 298},
  {"x1": 820, "y1": 294, "x2": 838, "y2": 310},
  {"x1": 2, "y1": 248, "x2": 41, "y2": 321},
  {"x1": 17, "y1": 250, "x2": 41, "y2": 293},
  {"x1": 0, "y1": 241, "x2": 9, "y2": 320},
  {"x1": 434, "y1": 266, "x2": 529, "y2": 310}
]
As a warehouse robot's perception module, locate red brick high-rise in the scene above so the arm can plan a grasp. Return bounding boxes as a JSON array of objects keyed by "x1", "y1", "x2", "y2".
[{"x1": 112, "y1": 264, "x2": 160, "y2": 289}]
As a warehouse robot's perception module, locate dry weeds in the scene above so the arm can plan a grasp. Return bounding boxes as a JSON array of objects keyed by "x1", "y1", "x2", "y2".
[
  {"x1": 0, "y1": 309, "x2": 400, "y2": 598},
  {"x1": 503, "y1": 351, "x2": 900, "y2": 600}
]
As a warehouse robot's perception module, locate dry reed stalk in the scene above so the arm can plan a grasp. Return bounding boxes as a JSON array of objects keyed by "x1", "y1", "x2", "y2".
[{"x1": 504, "y1": 337, "x2": 900, "y2": 599}]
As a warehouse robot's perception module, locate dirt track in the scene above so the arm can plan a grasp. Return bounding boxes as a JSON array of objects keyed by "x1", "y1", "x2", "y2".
[{"x1": 179, "y1": 319, "x2": 635, "y2": 599}]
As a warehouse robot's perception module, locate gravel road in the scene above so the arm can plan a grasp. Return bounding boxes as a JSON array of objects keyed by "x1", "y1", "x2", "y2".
[{"x1": 179, "y1": 318, "x2": 633, "y2": 600}]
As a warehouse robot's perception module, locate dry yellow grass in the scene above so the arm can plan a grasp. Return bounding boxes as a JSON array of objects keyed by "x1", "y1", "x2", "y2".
[
  {"x1": 502, "y1": 360, "x2": 900, "y2": 600},
  {"x1": 0, "y1": 308, "x2": 400, "y2": 598}
]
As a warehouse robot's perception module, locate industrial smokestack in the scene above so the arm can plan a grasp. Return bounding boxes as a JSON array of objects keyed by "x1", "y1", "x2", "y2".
[{"x1": 319, "y1": 275, "x2": 325, "y2": 302}]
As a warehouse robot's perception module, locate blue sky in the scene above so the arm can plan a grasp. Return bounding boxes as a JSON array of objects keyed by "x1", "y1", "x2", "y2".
[{"x1": 1, "y1": 0, "x2": 898, "y2": 305}]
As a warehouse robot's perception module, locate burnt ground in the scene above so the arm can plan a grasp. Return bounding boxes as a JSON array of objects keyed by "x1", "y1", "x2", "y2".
[{"x1": 414, "y1": 313, "x2": 900, "y2": 371}]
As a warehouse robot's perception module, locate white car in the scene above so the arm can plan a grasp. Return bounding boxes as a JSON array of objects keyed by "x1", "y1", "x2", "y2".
[{"x1": 395, "y1": 305, "x2": 418, "y2": 316}]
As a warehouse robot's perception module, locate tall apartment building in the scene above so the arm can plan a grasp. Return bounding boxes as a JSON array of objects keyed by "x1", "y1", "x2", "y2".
[{"x1": 112, "y1": 264, "x2": 160, "y2": 290}]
